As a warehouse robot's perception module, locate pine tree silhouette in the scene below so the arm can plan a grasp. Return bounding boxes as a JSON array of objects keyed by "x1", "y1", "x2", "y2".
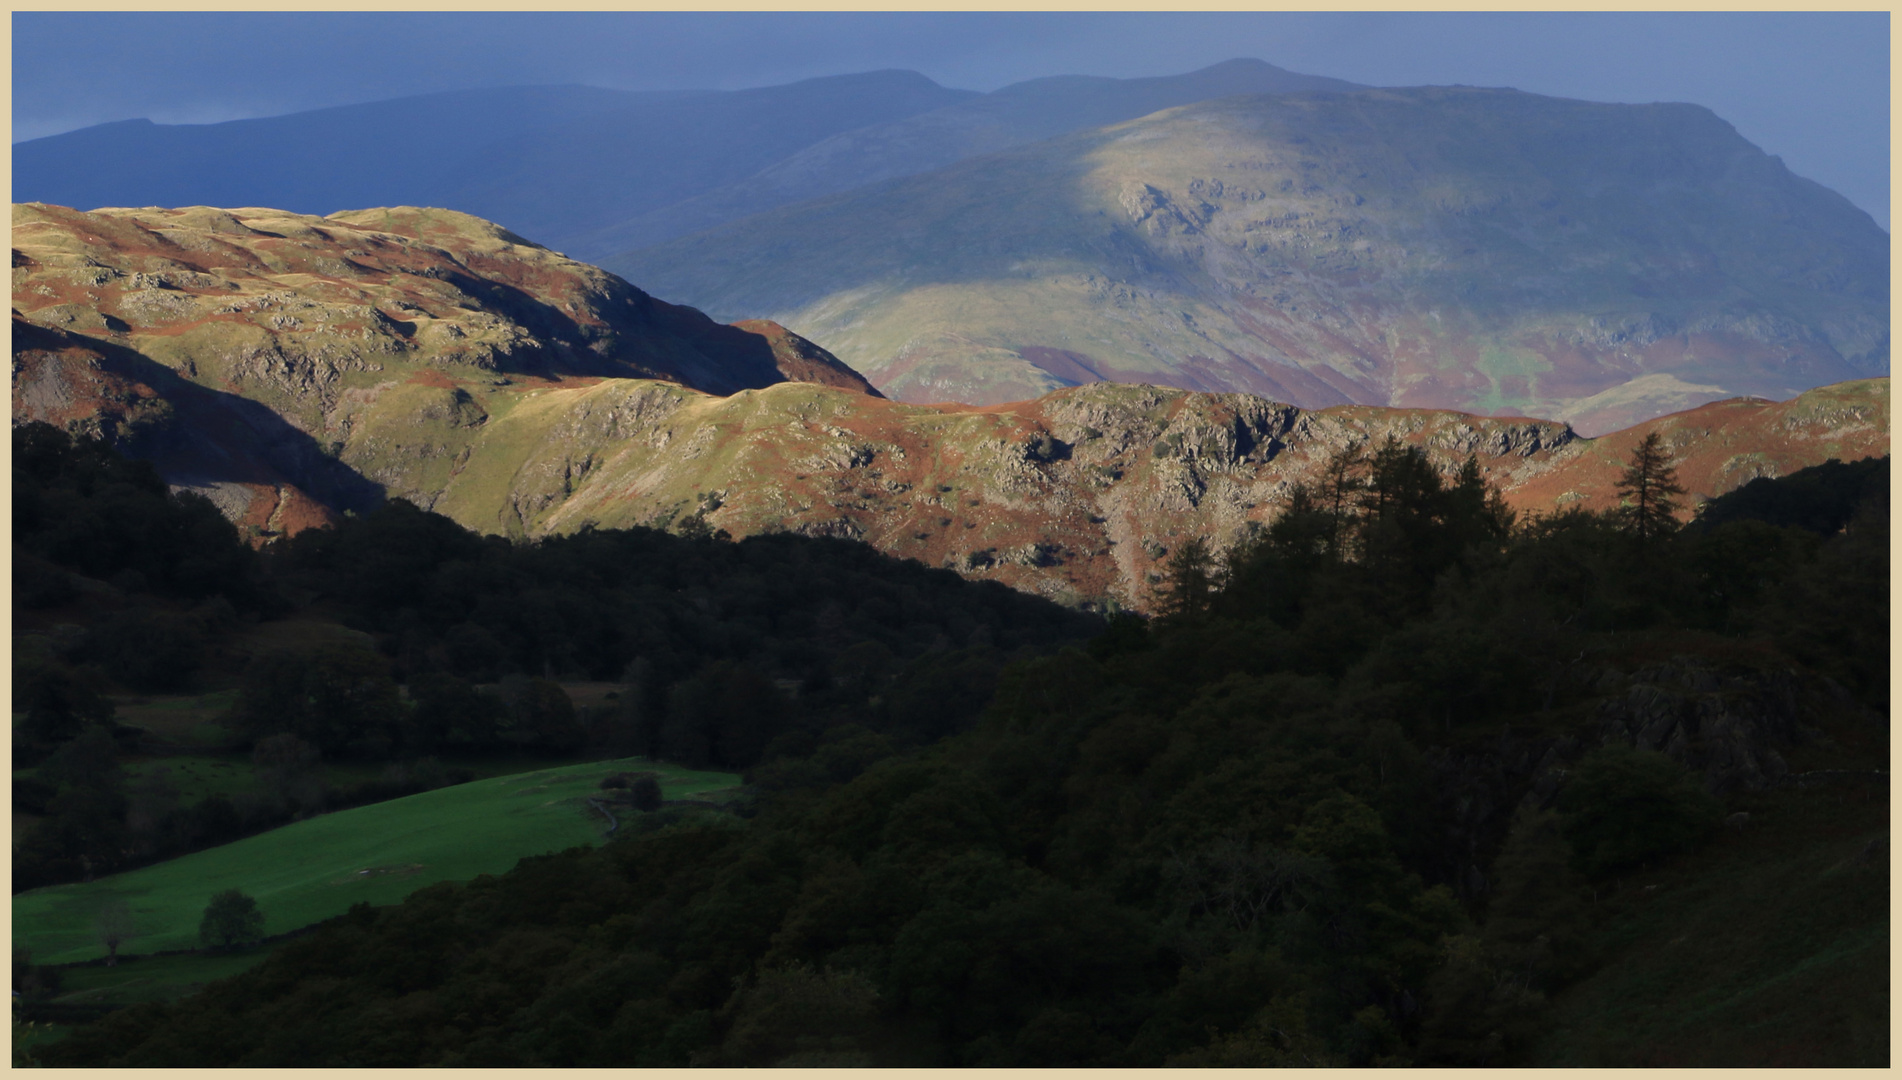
[{"x1": 1615, "y1": 432, "x2": 1687, "y2": 543}]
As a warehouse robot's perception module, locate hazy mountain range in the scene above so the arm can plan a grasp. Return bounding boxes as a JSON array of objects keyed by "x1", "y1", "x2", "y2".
[
  {"x1": 12, "y1": 72, "x2": 972, "y2": 260},
  {"x1": 15, "y1": 60, "x2": 1351, "y2": 262},
  {"x1": 570, "y1": 59, "x2": 1360, "y2": 257}
]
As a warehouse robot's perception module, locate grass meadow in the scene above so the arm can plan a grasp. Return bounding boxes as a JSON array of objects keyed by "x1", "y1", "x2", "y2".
[{"x1": 14, "y1": 756, "x2": 739, "y2": 966}]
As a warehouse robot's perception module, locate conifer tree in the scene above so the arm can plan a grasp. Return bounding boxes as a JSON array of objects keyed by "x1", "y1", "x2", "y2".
[
  {"x1": 1154, "y1": 536, "x2": 1219, "y2": 624},
  {"x1": 1615, "y1": 432, "x2": 1686, "y2": 542}
]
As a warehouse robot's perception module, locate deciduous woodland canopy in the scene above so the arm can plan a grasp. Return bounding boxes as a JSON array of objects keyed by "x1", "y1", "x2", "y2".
[{"x1": 33, "y1": 422, "x2": 1889, "y2": 1066}]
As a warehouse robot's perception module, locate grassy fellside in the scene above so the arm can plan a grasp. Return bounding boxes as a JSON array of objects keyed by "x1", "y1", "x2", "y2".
[
  {"x1": 1531, "y1": 776, "x2": 1888, "y2": 1066},
  {"x1": 12, "y1": 757, "x2": 739, "y2": 965}
]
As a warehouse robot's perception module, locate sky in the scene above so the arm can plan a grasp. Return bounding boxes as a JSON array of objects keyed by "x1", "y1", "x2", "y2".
[{"x1": 11, "y1": 12, "x2": 1890, "y2": 227}]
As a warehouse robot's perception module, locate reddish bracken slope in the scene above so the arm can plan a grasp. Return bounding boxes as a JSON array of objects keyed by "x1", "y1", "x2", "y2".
[{"x1": 12, "y1": 204, "x2": 1887, "y2": 600}]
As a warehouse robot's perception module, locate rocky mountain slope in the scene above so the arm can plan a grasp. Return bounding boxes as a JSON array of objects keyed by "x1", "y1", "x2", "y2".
[
  {"x1": 611, "y1": 87, "x2": 1888, "y2": 433},
  {"x1": 10, "y1": 202, "x2": 876, "y2": 535},
  {"x1": 14, "y1": 203, "x2": 1886, "y2": 609},
  {"x1": 294, "y1": 375, "x2": 1888, "y2": 610},
  {"x1": 12, "y1": 72, "x2": 977, "y2": 258}
]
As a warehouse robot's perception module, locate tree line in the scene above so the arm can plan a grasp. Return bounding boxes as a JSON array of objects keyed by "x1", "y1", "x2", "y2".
[{"x1": 11, "y1": 422, "x2": 1100, "y2": 891}]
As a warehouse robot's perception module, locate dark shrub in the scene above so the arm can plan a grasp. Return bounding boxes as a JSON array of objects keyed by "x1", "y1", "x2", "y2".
[
  {"x1": 1559, "y1": 745, "x2": 1722, "y2": 878},
  {"x1": 631, "y1": 776, "x2": 663, "y2": 812},
  {"x1": 199, "y1": 889, "x2": 266, "y2": 950}
]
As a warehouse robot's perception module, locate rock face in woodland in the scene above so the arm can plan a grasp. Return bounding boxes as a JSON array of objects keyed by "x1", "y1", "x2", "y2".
[
  {"x1": 1420, "y1": 655, "x2": 1871, "y2": 903},
  {"x1": 1593, "y1": 659, "x2": 1814, "y2": 794}
]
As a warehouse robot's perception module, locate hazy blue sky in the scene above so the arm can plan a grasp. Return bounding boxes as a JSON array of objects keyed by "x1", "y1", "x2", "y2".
[{"x1": 12, "y1": 12, "x2": 1889, "y2": 227}]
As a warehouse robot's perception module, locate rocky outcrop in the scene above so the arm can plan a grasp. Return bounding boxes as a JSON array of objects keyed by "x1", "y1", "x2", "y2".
[
  {"x1": 1415, "y1": 653, "x2": 1867, "y2": 903},
  {"x1": 11, "y1": 203, "x2": 881, "y2": 539},
  {"x1": 11, "y1": 205, "x2": 1888, "y2": 594},
  {"x1": 1591, "y1": 659, "x2": 1815, "y2": 794}
]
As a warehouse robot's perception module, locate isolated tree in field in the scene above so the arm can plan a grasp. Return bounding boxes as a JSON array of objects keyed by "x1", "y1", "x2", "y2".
[
  {"x1": 1615, "y1": 432, "x2": 1687, "y2": 543},
  {"x1": 631, "y1": 775, "x2": 664, "y2": 812},
  {"x1": 199, "y1": 889, "x2": 265, "y2": 951},
  {"x1": 94, "y1": 901, "x2": 137, "y2": 967}
]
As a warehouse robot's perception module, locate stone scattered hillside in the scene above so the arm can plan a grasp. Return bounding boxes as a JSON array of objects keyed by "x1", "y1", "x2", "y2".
[
  {"x1": 613, "y1": 87, "x2": 1887, "y2": 433},
  {"x1": 1507, "y1": 378, "x2": 1890, "y2": 515},
  {"x1": 10, "y1": 202, "x2": 877, "y2": 535},
  {"x1": 348, "y1": 376, "x2": 1887, "y2": 609},
  {"x1": 13, "y1": 203, "x2": 1886, "y2": 608}
]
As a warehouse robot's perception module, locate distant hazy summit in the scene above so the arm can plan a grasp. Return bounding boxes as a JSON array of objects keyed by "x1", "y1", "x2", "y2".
[
  {"x1": 11, "y1": 60, "x2": 1354, "y2": 261},
  {"x1": 11, "y1": 70, "x2": 978, "y2": 259},
  {"x1": 610, "y1": 84, "x2": 1888, "y2": 433},
  {"x1": 570, "y1": 58, "x2": 1363, "y2": 257}
]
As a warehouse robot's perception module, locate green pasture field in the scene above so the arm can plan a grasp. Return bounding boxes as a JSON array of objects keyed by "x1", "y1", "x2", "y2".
[
  {"x1": 12, "y1": 1018, "x2": 76, "y2": 1063},
  {"x1": 13, "y1": 757, "x2": 740, "y2": 965},
  {"x1": 118, "y1": 756, "x2": 254, "y2": 802}
]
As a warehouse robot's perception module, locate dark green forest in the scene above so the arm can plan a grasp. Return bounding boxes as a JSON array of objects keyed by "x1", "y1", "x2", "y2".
[
  {"x1": 18, "y1": 424, "x2": 1890, "y2": 1066},
  {"x1": 12, "y1": 421, "x2": 1097, "y2": 891}
]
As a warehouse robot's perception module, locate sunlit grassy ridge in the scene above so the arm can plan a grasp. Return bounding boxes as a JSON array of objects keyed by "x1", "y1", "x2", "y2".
[{"x1": 12, "y1": 757, "x2": 738, "y2": 964}]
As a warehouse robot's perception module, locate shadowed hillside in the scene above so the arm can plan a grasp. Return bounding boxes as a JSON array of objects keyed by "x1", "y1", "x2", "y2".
[{"x1": 32, "y1": 428, "x2": 1887, "y2": 1068}]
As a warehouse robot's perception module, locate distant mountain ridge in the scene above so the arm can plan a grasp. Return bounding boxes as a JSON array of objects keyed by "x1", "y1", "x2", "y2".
[
  {"x1": 12, "y1": 71, "x2": 978, "y2": 256},
  {"x1": 569, "y1": 58, "x2": 1363, "y2": 257},
  {"x1": 13, "y1": 60, "x2": 1356, "y2": 262},
  {"x1": 609, "y1": 85, "x2": 1888, "y2": 433}
]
